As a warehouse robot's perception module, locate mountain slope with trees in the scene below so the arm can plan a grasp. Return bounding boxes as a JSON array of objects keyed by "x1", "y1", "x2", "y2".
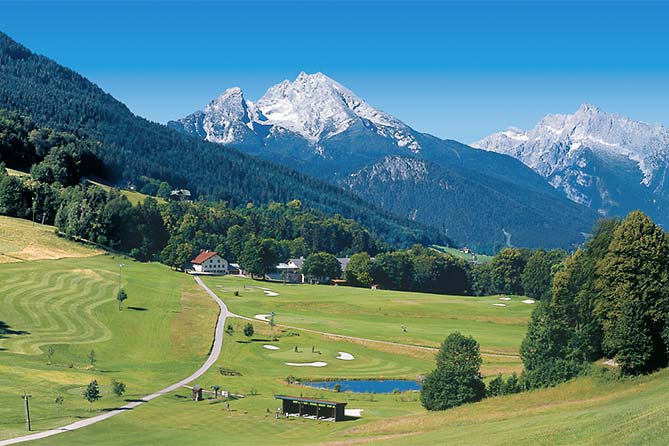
[
  {"x1": 343, "y1": 156, "x2": 596, "y2": 252},
  {"x1": 171, "y1": 72, "x2": 598, "y2": 252},
  {"x1": 0, "y1": 32, "x2": 436, "y2": 248}
]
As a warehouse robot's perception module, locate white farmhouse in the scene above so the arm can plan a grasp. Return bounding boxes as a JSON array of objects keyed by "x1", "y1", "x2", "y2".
[{"x1": 190, "y1": 250, "x2": 229, "y2": 274}]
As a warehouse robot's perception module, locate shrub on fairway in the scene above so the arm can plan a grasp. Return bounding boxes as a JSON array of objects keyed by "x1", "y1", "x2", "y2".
[
  {"x1": 83, "y1": 380, "x2": 101, "y2": 409},
  {"x1": 111, "y1": 379, "x2": 126, "y2": 397},
  {"x1": 486, "y1": 374, "x2": 504, "y2": 397},
  {"x1": 244, "y1": 322, "x2": 254, "y2": 338}
]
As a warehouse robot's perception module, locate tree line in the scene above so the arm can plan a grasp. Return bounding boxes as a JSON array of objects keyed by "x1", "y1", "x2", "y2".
[
  {"x1": 422, "y1": 211, "x2": 669, "y2": 413},
  {"x1": 521, "y1": 211, "x2": 669, "y2": 387},
  {"x1": 471, "y1": 247, "x2": 568, "y2": 299}
]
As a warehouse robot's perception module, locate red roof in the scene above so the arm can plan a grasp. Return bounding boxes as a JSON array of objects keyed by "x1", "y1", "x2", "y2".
[{"x1": 191, "y1": 251, "x2": 219, "y2": 264}]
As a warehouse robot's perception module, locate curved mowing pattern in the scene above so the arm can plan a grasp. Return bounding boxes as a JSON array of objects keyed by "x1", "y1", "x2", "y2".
[{"x1": 0, "y1": 268, "x2": 115, "y2": 355}]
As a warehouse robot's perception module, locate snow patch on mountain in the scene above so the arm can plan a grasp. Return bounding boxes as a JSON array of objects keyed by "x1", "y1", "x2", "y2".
[
  {"x1": 471, "y1": 104, "x2": 669, "y2": 214},
  {"x1": 170, "y1": 71, "x2": 422, "y2": 156},
  {"x1": 472, "y1": 103, "x2": 669, "y2": 187}
]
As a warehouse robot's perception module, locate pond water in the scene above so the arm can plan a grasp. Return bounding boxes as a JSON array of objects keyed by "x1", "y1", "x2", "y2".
[{"x1": 303, "y1": 379, "x2": 421, "y2": 393}]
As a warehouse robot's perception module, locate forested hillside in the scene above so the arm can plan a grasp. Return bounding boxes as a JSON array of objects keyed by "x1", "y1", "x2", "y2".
[
  {"x1": 0, "y1": 32, "x2": 437, "y2": 248},
  {"x1": 343, "y1": 156, "x2": 597, "y2": 252}
]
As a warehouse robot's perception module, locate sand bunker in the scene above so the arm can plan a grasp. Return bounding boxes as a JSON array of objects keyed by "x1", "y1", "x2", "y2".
[
  {"x1": 248, "y1": 286, "x2": 279, "y2": 296},
  {"x1": 254, "y1": 314, "x2": 271, "y2": 322},
  {"x1": 522, "y1": 299, "x2": 536, "y2": 304},
  {"x1": 499, "y1": 297, "x2": 511, "y2": 301},
  {"x1": 336, "y1": 351, "x2": 355, "y2": 361},
  {"x1": 285, "y1": 362, "x2": 328, "y2": 367},
  {"x1": 345, "y1": 409, "x2": 363, "y2": 417},
  {"x1": 493, "y1": 303, "x2": 507, "y2": 307},
  {"x1": 263, "y1": 345, "x2": 280, "y2": 350}
]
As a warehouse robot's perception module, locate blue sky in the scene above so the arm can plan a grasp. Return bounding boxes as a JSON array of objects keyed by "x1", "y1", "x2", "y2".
[{"x1": 2, "y1": 1, "x2": 668, "y2": 142}]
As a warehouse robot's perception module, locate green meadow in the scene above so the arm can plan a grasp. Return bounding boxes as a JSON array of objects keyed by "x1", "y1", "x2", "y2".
[
  {"x1": 205, "y1": 276, "x2": 531, "y2": 358},
  {"x1": 0, "y1": 216, "x2": 218, "y2": 439},
  {"x1": 2, "y1": 215, "x2": 668, "y2": 445}
]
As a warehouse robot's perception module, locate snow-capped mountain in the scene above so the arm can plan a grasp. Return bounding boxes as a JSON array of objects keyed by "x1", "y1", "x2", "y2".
[
  {"x1": 256, "y1": 72, "x2": 421, "y2": 150},
  {"x1": 174, "y1": 87, "x2": 268, "y2": 148},
  {"x1": 169, "y1": 72, "x2": 421, "y2": 172},
  {"x1": 472, "y1": 104, "x2": 669, "y2": 222},
  {"x1": 169, "y1": 72, "x2": 599, "y2": 251}
]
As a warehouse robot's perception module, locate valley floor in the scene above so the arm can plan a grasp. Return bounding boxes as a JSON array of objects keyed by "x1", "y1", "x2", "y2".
[{"x1": 1, "y1": 225, "x2": 666, "y2": 445}]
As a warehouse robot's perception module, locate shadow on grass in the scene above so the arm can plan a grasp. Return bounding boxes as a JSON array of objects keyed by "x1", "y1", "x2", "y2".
[
  {"x1": 0, "y1": 321, "x2": 30, "y2": 338},
  {"x1": 127, "y1": 307, "x2": 148, "y2": 311},
  {"x1": 123, "y1": 398, "x2": 148, "y2": 403},
  {"x1": 102, "y1": 406, "x2": 134, "y2": 412}
]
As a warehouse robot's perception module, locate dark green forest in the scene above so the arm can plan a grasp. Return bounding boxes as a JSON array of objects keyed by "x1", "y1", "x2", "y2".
[
  {"x1": 0, "y1": 32, "x2": 439, "y2": 248},
  {"x1": 521, "y1": 212, "x2": 669, "y2": 387},
  {"x1": 343, "y1": 156, "x2": 597, "y2": 253}
]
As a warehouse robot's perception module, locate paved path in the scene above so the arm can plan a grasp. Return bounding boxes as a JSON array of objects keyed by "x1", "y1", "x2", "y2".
[{"x1": 0, "y1": 277, "x2": 236, "y2": 446}]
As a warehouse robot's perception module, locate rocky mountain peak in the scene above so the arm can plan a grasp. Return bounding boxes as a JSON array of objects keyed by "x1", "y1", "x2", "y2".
[{"x1": 171, "y1": 71, "x2": 422, "y2": 153}]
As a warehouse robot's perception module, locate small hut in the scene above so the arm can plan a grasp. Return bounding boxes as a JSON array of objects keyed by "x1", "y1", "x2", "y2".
[{"x1": 192, "y1": 385, "x2": 203, "y2": 401}]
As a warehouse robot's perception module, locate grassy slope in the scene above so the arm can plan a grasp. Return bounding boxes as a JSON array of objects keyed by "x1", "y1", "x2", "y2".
[
  {"x1": 26, "y1": 277, "x2": 669, "y2": 446},
  {"x1": 207, "y1": 276, "x2": 531, "y2": 358},
  {"x1": 344, "y1": 369, "x2": 669, "y2": 446},
  {"x1": 86, "y1": 179, "x2": 165, "y2": 206},
  {"x1": 0, "y1": 216, "x2": 102, "y2": 263},
  {"x1": 0, "y1": 225, "x2": 218, "y2": 440},
  {"x1": 2, "y1": 228, "x2": 663, "y2": 445}
]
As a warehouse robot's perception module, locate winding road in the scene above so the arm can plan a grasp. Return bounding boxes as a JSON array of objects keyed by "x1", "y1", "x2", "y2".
[{"x1": 0, "y1": 276, "x2": 236, "y2": 446}]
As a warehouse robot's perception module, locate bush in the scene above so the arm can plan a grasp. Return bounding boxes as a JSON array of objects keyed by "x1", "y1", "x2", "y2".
[
  {"x1": 420, "y1": 332, "x2": 485, "y2": 410},
  {"x1": 502, "y1": 372, "x2": 521, "y2": 394},
  {"x1": 486, "y1": 374, "x2": 504, "y2": 397},
  {"x1": 243, "y1": 323, "x2": 254, "y2": 338},
  {"x1": 523, "y1": 359, "x2": 586, "y2": 390}
]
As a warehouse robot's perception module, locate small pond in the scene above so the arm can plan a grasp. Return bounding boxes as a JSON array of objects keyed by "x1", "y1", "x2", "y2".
[{"x1": 303, "y1": 379, "x2": 421, "y2": 393}]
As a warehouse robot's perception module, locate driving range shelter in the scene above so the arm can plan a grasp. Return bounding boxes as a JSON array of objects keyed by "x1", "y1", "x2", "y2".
[{"x1": 275, "y1": 395, "x2": 347, "y2": 422}]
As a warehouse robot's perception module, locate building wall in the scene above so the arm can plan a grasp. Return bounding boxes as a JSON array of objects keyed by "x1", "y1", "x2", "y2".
[{"x1": 196, "y1": 255, "x2": 228, "y2": 274}]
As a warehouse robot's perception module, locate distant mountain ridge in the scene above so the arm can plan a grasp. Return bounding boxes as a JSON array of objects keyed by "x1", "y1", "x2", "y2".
[
  {"x1": 170, "y1": 72, "x2": 598, "y2": 252},
  {"x1": 472, "y1": 104, "x2": 669, "y2": 225}
]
